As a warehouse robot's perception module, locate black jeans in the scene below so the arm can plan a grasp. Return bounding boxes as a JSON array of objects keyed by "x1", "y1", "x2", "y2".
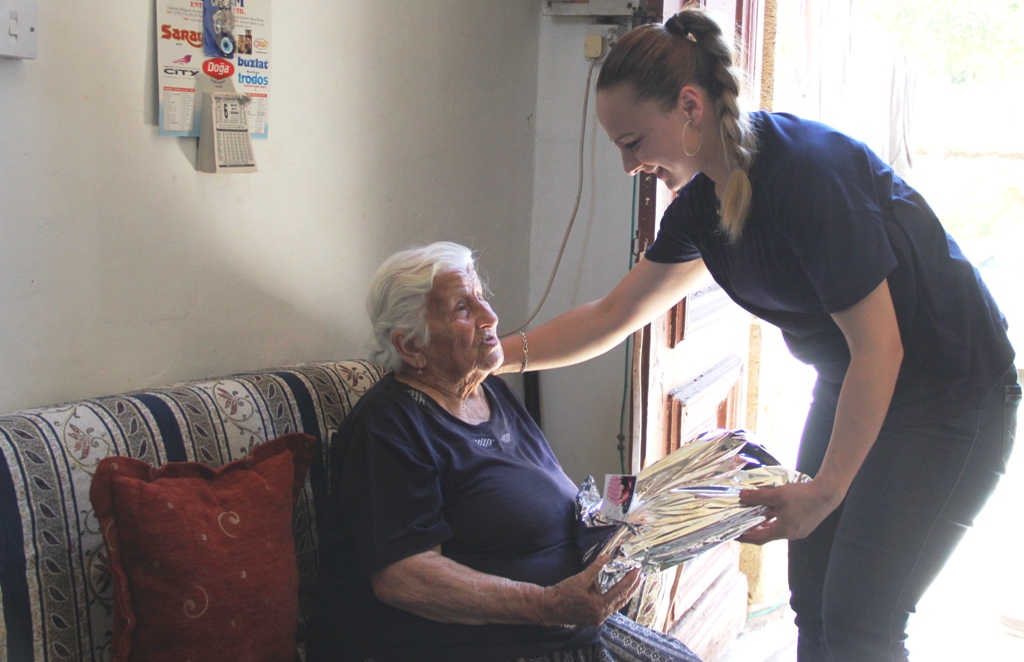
[{"x1": 789, "y1": 368, "x2": 1020, "y2": 661}]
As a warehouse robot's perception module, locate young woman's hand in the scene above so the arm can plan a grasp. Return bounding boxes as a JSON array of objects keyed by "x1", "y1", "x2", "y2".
[{"x1": 737, "y1": 479, "x2": 844, "y2": 544}]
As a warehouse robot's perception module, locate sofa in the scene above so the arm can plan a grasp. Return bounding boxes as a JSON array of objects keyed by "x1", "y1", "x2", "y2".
[{"x1": 0, "y1": 360, "x2": 386, "y2": 662}]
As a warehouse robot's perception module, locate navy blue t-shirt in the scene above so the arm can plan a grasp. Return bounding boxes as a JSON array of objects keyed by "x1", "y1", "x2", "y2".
[
  {"x1": 310, "y1": 373, "x2": 599, "y2": 662},
  {"x1": 646, "y1": 112, "x2": 1014, "y2": 422}
]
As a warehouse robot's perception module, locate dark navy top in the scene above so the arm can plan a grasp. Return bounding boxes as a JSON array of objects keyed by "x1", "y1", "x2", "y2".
[
  {"x1": 646, "y1": 111, "x2": 1014, "y2": 423},
  {"x1": 309, "y1": 373, "x2": 598, "y2": 662}
]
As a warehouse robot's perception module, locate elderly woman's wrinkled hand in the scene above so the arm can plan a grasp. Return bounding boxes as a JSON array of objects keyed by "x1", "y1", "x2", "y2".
[{"x1": 539, "y1": 555, "x2": 642, "y2": 626}]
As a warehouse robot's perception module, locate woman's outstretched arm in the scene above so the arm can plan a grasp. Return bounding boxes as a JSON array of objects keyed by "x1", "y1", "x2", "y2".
[
  {"x1": 498, "y1": 257, "x2": 710, "y2": 373},
  {"x1": 740, "y1": 278, "x2": 904, "y2": 543}
]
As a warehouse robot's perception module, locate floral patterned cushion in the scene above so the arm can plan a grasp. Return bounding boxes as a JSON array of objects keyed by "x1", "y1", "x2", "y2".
[
  {"x1": 0, "y1": 360, "x2": 384, "y2": 662},
  {"x1": 91, "y1": 433, "x2": 316, "y2": 662}
]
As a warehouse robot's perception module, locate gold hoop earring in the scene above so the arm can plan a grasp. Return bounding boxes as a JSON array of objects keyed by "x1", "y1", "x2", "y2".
[{"x1": 683, "y1": 119, "x2": 702, "y2": 157}]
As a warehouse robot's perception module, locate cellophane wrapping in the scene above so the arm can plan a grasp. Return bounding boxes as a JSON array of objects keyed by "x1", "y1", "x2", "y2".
[{"x1": 577, "y1": 429, "x2": 809, "y2": 593}]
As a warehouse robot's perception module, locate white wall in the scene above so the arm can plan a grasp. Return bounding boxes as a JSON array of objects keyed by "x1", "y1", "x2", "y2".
[
  {"x1": 529, "y1": 3, "x2": 766, "y2": 484},
  {"x1": 528, "y1": 16, "x2": 637, "y2": 483},
  {"x1": 0, "y1": 1, "x2": 640, "y2": 486},
  {"x1": 0, "y1": 1, "x2": 539, "y2": 413}
]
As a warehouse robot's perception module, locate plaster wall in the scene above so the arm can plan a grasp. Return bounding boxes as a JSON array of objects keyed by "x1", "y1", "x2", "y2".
[
  {"x1": 0, "y1": 1, "x2": 539, "y2": 413},
  {"x1": 528, "y1": 5, "x2": 750, "y2": 484},
  {"x1": 528, "y1": 16, "x2": 637, "y2": 484}
]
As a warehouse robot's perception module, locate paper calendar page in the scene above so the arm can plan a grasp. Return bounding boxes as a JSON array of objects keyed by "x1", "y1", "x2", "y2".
[{"x1": 157, "y1": 0, "x2": 272, "y2": 138}]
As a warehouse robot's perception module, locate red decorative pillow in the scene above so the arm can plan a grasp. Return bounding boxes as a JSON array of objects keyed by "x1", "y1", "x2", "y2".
[{"x1": 89, "y1": 433, "x2": 317, "y2": 662}]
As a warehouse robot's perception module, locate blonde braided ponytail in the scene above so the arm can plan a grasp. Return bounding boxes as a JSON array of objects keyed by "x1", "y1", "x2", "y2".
[{"x1": 598, "y1": 9, "x2": 758, "y2": 241}]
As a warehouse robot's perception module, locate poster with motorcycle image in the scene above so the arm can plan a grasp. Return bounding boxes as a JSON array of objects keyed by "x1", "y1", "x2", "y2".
[{"x1": 157, "y1": 0, "x2": 272, "y2": 138}]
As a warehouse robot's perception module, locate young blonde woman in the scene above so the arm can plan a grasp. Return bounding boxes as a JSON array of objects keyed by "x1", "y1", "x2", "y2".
[{"x1": 500, "y1": 10, "x2": 1019, "y2": 661}]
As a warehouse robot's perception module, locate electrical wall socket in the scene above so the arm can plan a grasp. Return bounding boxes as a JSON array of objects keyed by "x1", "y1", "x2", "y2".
[
  {"x1": 584, "y1": 24, "x2": 625, "y2": 60},
  {"x1": 0, "y1": 0, "x2": 39, "y2": 60}
]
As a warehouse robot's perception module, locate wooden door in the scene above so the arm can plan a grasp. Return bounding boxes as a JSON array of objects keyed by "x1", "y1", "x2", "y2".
[
  {"x1": 626, "y1": 180, "x2": 753, "y2": 660},
  {"x1": 622, "y1": 2, "x2": 769, "y2": 658}
]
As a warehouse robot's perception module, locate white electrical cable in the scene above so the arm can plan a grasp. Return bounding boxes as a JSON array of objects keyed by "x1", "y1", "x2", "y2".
[{"x1": 504, "y1": 57, "x2": 598, "y2": 336}]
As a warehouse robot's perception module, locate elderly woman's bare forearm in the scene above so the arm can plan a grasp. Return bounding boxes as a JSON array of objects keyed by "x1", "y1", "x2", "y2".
[{"x1": 370, "y1": 548, "x2": 639, "y2": 627}]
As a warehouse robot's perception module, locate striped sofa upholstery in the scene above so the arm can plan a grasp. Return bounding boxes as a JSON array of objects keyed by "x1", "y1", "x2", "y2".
[{"x1": 0, "y1": 360, "x2": 386, "y2": 662}]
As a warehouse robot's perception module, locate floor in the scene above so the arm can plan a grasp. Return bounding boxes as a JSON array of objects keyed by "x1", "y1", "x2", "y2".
[
  {"x1": 718, "y1": 606, "x2": 797, "y2": 662},
  {"x1": 718, "y1": 417, "x2": 1024, "y2": 662}
]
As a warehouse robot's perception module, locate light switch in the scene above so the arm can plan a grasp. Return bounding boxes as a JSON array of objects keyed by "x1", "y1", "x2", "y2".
[{"x1": 0, "y1": 1, "x2": 38, "y2": 59}]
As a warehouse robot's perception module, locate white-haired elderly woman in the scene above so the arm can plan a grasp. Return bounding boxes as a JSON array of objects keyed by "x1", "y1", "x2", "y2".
[{"x1": 307, "y1": 242, "x2": 703, "y2": 662}]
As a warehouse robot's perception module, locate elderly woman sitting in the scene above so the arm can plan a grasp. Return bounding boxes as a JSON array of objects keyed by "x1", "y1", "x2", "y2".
[{"x1": 307, "y1": 242, "x2": 703, "y2": 662}]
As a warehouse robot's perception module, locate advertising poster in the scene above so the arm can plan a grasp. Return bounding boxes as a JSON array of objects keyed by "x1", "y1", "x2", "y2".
[{"x1": 157, "y1": 0, "x2": 272, "y2": 138}]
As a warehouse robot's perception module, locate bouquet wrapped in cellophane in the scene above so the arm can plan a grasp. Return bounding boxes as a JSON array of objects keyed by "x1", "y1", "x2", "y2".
[{"x1": 577, "y1": 429, "x2": 809, "y2": 593}]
